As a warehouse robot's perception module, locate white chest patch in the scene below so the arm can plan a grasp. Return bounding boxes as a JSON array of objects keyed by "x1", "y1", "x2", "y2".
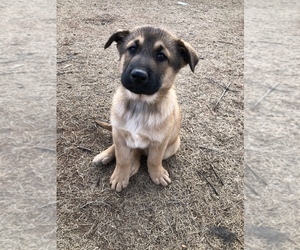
[{"x1": 125, "y1": 132, "x2": 150, "y2": 149}]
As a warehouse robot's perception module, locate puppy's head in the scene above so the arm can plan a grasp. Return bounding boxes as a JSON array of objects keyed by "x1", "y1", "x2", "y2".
[{"x1": 105, "y1": 26, "x2": 199, "y2": 96}]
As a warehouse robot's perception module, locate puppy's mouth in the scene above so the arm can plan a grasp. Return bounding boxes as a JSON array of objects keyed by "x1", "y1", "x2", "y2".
[
  {"x1": 124, "y1": 85, "x2": 160, "y2": 95},
  {"x1": 121, "y1": 68, "x2": 161, "y2": 95}
]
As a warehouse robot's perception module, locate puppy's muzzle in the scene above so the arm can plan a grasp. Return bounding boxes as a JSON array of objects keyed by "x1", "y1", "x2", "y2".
[{"x1": 130, "y1": 69, "x2": 148, "y2": 84}]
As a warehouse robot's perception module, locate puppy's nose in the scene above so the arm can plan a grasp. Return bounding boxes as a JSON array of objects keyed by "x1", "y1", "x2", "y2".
[{"x1": 130, "y1": 69, "x2": 148, "y2": 84}]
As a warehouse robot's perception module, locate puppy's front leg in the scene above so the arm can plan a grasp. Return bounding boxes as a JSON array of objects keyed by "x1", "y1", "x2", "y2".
[
  {"x1": 110, "y1": 133, "x2": 131, "y2": 192},
  {"x1": 110, "y1": 130, "x2": 141, "y2": 192},
  {"x1": 147, "y1": 141, "x2": 172, "y2": 186}
]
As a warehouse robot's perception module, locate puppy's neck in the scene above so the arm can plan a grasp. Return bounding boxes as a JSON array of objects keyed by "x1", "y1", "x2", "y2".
[
  {"x1": 123, "y1": 87, "x2": 172, "y2": 105},
  {"x1": 125, "y1": 99, "x2": 157, "y2": 115},
  {"x1": 111, "y1": 86, "x2": 178, "y2": 131},
  {"x1": 113, "y1": 86, "x2": 178, "y2": 120}
]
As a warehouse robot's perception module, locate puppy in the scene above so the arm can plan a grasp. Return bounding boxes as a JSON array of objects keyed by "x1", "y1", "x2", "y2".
[{"x1": 93, "y1": 26, "x2": 199, "y2": 192}]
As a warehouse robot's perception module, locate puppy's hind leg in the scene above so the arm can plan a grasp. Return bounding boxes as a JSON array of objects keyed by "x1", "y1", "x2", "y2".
[{"x1": 92, "y1": 145, "x2": 115, "y2": 166}]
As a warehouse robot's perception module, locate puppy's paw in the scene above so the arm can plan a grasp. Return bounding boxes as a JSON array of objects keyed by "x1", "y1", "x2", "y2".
[
  {"x1": 92, "y1": 146, "x2": 115, "y2": 166},
  {"x1": 110, "y1": 167, "x2": 131, "y2": 192},
  {"x1": 92, "y1": 153, "x2": 112, "y2": 166},
  {"x1": 148, "y1": 166, "x2": 171, "y2": 186}
]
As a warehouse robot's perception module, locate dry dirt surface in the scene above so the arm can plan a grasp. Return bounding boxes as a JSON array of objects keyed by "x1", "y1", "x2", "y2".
[
  {"x1": 244, "y1": 1, "x2": 300, "y2": 249},
  {"x1": 57, "y1": 0, "x2": 243, "y2": 249},
  {"x1": 1, "y1": 1, "x2": 56, "y2": 249}
]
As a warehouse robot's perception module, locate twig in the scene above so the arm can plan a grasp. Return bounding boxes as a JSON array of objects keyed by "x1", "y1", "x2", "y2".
[
  {"x1": 198, "y1": 146, "x2": 220, "y2": 153},
  {"x1": 57, "y1": 59, "x2": 69, "y2": 64},
  {"x1": 251, "y1": 82, "x2": 280, "y2": 109},
  {"x1": 245, "y1": 182, "x2": 259, "y2": 196},
  {"x1": 210, "y1": 164, "x2": 224, "y2": 186},
  {"x1": 95, "y1": 120, "x2": 112, "y2": 131},
  {"x1": 80, "y1": 200, "x2": 112, "y2": 209},
  {"x1": 205, "y1": 78, "x2": 238, "y2": 92},
  {"x1": 63, "y1": 64, "x2": 72, "y2": 69},
  {"x1": 95, "y1": 176, "x2": 101, "y2": 187},
  {"x1": 216, "y1": 40, "x2": 235, "y2": 45},
  {"x1": 57, "y1": 71, "x2": 74, "y2": 76},
  {"x1": 213, "y1": 83, "x2": 232, "y2": 110},
  {"x1": 77, "y1": 145, "x2": 93, "y2": 153},
  {"x1": 245, "y1": 164, "x2": 267, "y2": 186},
  {"x1": 197, "y1": 170, "x2": 219, "y2": 196},
  {"x1": 33, "y1": 145, "x2": 55, "y2": 152}
]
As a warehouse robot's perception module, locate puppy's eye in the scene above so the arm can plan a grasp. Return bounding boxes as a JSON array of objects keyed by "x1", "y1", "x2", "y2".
[
  {"x1": 157, "y1": 52, "x2": 167, "y2": 62},
  {"x1": 128, "y1": 46, "x2": 137, "y2": 54}
]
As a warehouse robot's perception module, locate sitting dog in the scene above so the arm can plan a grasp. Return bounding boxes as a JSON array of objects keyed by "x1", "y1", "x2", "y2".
[{"x1": 93, "y1": 26, "x2": 199, "y2": 192}]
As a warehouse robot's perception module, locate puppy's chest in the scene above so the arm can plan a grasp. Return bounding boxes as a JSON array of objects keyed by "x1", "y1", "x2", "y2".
[
  {"x1": 122, "y1": 115, "x2": 155, "y2": 149},
  {"x1": 120, "y1": 115, "x2": 161, "y2": 149},
  {"x1": 112, "y1": 101, "x2": 166, "y2": 148},
  {"x1": 123, "y1": 130, "x2": 150, "y2": 149}
]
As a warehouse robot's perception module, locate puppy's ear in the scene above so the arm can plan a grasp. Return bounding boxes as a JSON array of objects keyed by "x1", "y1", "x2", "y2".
[
  {"x1": 177, "y1": 40, "x2": 199, "y2": 72},
  {"x1": 104, "y1": 30, "x2": 130, "y2": 49}
]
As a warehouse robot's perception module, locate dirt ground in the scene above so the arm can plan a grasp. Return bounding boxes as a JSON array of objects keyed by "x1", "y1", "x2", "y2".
[
  {"x1": 57, "y1": 0, "x2": 244, "y2": 249},
  {"x1": 1, "y1": 1, "x2": 56, "y2": 249},
  {"x1": 244, "y1": 1, "x2": 300, "y2": 249}
]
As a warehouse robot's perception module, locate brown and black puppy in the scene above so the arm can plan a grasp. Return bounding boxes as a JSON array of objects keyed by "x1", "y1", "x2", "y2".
[{"x1": 93, "y1": 26, "x2": 199, "y2": 192}]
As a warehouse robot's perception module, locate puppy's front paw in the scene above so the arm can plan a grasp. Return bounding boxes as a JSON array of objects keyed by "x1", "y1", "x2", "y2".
[
  {"x1": 110, "y1": 167, "x2": 130, "y2": 192},
  {"x1": 92, "y1": 146, "x2": 115, "y2": 166},
  {"x1": 148, "y1": 166, "x2": 171, "y2": 186},
  {"x1": 93, "y1": 153, "x2": 112, "y2": 166}
]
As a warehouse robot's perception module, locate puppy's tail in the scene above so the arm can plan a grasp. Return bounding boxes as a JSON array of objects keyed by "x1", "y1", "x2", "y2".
[{"x1": 95, "y1": 120, "x2": 112, "y2": 131}]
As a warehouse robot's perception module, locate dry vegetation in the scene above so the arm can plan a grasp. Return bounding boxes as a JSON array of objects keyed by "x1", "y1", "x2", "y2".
[{"x1": 57, "y1": 0, "x2": 243, "y2": 249}]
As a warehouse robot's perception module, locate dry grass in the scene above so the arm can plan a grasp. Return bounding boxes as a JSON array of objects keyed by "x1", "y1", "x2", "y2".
[{"x1": 57, "y1": 0, "x2": 244, "y2": 249}]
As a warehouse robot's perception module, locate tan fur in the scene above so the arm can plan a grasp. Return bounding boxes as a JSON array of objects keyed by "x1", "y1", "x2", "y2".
[
  {"x1": 93, "y1": 26, "x2": 198, "y2": 192},
  {"x1": 126, "y1": 35, "x2": 145, "y2": 49}
]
